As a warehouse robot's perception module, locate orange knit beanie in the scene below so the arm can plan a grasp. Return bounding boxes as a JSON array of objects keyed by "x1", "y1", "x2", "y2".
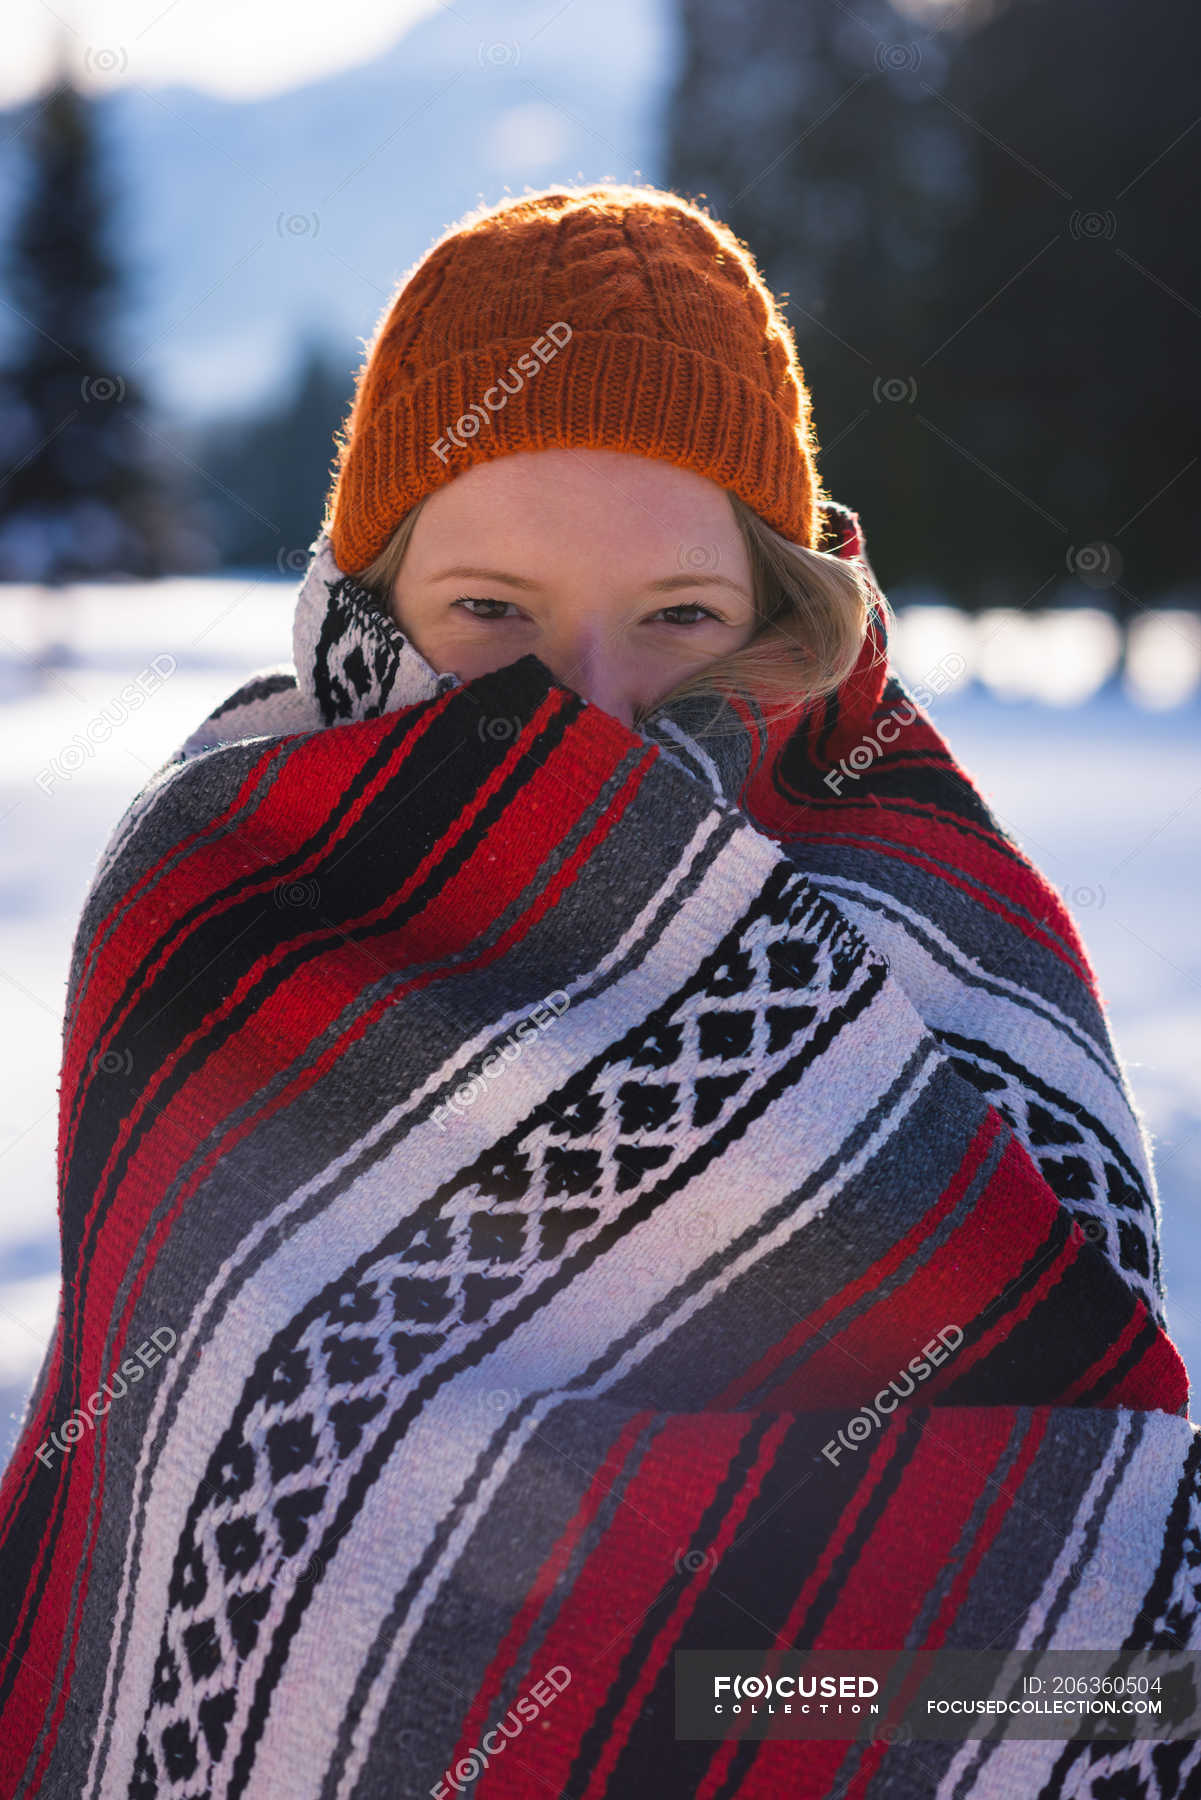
[{"x1": 323, "y1": 181, "x2": 827, "y2": 575}]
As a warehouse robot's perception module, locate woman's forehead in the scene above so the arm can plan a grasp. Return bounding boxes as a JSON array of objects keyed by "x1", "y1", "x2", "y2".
[{"x1": 410, "y1": 449, "x2": 745, "y2": 554}]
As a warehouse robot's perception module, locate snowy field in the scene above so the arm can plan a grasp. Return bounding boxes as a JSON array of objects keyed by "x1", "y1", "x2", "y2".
[{"x1": 1, "y1": 575, "x2": 1199, "y2": 1471}]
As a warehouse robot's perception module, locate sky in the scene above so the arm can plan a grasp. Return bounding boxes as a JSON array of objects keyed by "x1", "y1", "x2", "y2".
[
  {"x1": 3, "y1": 0, "x2": 444, "y2": 105},
  {"x1": 5, "y1": 0, "x2": 961, "y2": 107}
]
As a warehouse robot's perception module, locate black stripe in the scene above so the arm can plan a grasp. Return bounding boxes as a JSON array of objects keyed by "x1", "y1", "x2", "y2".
[
  {"x1": 60, "y1": 683, "x2": 582, "y2": 1257},
  {"x1": 224, "y1": 880, "x2": 889, "y2": 1795},
  {"x1": 206, "y1": 671, "x2": 298, "y2": 721},
  {"x1": 0, "y1": 682, "x2": 586, "y2": 1706},
  {"x1": 89, "y1": 799, "x2": 740, "y2": 1800},
  {"x1": 935, "y1": 1213, "x2": 1140, "y2": 1406},
  {"x1": 563, "y1": 1411, "x2": 784, "y2": 1798},
  {"x1": 1075, "y1": 1309, "x2": 1167, "y2": 1406}
]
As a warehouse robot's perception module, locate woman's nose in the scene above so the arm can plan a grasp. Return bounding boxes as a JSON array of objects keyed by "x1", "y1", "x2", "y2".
[{"x1": 542, "y1": 630, "x2": 636, "y2": 729}]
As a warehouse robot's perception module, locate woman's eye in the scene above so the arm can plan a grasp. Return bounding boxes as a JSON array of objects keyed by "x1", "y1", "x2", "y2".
[
  {"x1": 451, "y1": 596, "x2": 719, "y2": 626},
  {"x1": 653, "y1": 603, "x2": 719, "y2": 625},
  {"x1": 453, "y1": 595, "x2": 515, "y2": 620}
]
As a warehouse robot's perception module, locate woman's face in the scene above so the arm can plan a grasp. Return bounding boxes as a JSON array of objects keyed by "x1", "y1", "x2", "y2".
[{"x1": 387, "y1": 447, "x2": 758, "y2": 729}]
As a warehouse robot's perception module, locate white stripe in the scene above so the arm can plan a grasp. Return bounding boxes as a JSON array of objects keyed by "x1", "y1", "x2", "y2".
[
  {"x1": 84, "y1": 810, "x2": 759, "y2": 1800},
  {"x1": 933, "y1": 1409, "x2": 1198, "y2": 1798},
  {"x1": 303, "y1": 979, "x2": 937, "y2": 1800},
  {"x1": 642, "y1": 716, "x2": 727, "y2": 798},
  {"x1": 810, "y1": 873, "x2": 1153, "y2": 1183}
]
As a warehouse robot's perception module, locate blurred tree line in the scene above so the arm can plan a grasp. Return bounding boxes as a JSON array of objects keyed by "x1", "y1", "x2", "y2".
[
  {"x1": 666, "y1": 0, "x2": 1199, "y2": 615},
  {"x1": 0, "y1": 0, "x2": 1196, "y2": 615}
]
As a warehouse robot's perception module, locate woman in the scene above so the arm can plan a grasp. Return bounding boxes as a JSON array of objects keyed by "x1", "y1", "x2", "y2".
[{"x1": 1, "y1": 182, "x2": 1197, "y2": 1800}]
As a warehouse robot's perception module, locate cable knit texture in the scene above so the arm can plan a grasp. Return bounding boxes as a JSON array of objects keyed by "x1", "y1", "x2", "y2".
[{"x1": 323, "y1": 182, "x2": 826, "y2": 573}]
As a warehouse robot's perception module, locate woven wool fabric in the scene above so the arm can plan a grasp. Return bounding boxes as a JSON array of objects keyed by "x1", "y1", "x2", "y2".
[{"x1": 1, "y1": 498, "x2": 1199, "y2": 1800}]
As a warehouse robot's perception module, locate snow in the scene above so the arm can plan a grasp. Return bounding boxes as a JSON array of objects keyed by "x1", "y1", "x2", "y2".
[{"x1": 1, "y1": 578, "x2": 1199, "y2": 1468}]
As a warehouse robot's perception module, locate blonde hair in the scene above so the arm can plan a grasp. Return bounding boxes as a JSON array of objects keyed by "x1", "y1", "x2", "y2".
[{"x1": 352, "y1": 487, "x2": 888, "y2": 737}]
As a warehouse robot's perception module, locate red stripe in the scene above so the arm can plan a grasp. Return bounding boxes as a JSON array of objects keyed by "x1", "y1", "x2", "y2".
[
  {"x1": 0, "y1": 698, "x2": 656, "y2": 1761},
  {"x1": 58, "y1": 693, "x2": 460, "y2": 1185},
  {"x1": 58, "y1": 732, "x2": 298, "y2": 1100},
  {"x1": 731, "y1": 1125, "x2": 1185, "y2": 1419},
  {"x1": 576, "y1": 1417, "x2": 794, "y2": 1800},
  {"x1": 710, "y1": 1112, "x2": 1006, "y2": 1411},
  {"x1": 755, "y1": 1129, "x2": 1072, "y2": 1411},
  {"x1": 729, "y1": 1409, "x2": 1031, "y2": 1798},
  {"x1": 0, "y1": 1384, "x2": 115, "y2": 1787},
  {"x1": 1057, "y1": 1289, "x2": 1188, "y2": 1412},
  {"x1": 747, "y1": 744, "x2": 983, "y2": 850},
  {"x1": 738, "y1": 702, "x2": 1098, "y2": 991},
  {"x1": 0, "y1": 697, "x2": 475, "y2": 1707},
  {"x1": 786, "y1": 1407, "x2": 1034, "y2": 1652},
  {"x1": 696, "y1": 1418, "x2": 922, "y2": 1797},
  {"x1": 800, "y1": 826, "x2": 1092, "y2": 983},
  {"x1": 835, "y1": 1407, "x2": 1053, "y2": 1800},
  {"x1": 55, "y1": 683, "x2": 565, "y2": 1423},
  {"x1": 1097, "y1": 1317, "x2": 1190, "y2": 1412},
  {"x1": 469, "y1": 1413, "x2": 761, "y2": 1798},
  {"x1": 443, "y1": 1411, "x2": 655, "y2": 1784}
]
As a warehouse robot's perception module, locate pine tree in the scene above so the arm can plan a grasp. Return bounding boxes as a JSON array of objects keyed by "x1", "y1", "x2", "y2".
[
  {"x1": 665, "y1": 0, "x2": 971, "y2": 595},
  {"x1": 0, "y1": 46, "x2": 192, "y2": 588},
  {"x1": 928, "y1": 0, "x2": 1201, "y2": 615},
  {"x1": 665, "y1": 0, "x2": 1198, "y2": 613}
]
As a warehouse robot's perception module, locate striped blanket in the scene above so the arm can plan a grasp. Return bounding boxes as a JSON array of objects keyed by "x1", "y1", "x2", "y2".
[{"x1": 2, "y1": 498, "x2": 1198, "y2": 1800}]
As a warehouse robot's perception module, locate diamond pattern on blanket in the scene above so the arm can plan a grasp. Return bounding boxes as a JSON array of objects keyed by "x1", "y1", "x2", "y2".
[
  {"x1": 941, "y1": 1039, "x2": 1163, "y2": 1323},
  {"x1": 129, "y1": 868, "x2": 883, "y2": 1797}
]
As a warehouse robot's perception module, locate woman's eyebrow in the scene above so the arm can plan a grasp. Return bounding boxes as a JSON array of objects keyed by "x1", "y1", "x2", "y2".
[{"x1": 428, "y1": 564, "x2": 751, "y2": 597}]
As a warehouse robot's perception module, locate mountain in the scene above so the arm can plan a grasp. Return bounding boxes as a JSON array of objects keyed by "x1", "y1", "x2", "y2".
[{"x1": 0, "y1": 0, "x2": 675, "y2": 424}]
